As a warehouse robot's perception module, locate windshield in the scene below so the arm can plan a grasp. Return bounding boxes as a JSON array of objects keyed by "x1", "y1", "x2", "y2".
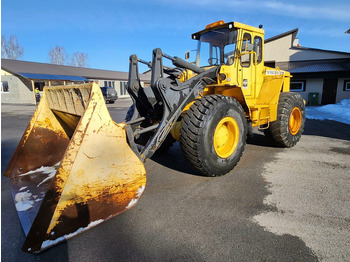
[{"x1": 196, "y1": 28, "x2": 238, "y2": 67}]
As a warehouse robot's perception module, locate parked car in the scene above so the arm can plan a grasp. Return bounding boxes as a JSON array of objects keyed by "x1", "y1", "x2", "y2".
[{"x1": 101, "y1": 86, "x2": 118, "y2": 104}]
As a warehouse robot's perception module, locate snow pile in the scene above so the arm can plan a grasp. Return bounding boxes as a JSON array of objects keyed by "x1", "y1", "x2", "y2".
[
  {"x1": 15, "y1": 191, "x2": 35, "y2": 211},
  {"x1": 306, "y1": 99, "x2": 350, "y2": 125}
]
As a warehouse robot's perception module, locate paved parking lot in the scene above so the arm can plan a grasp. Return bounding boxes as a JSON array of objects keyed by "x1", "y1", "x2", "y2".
[{"x1": 2, "y1": 101, "x2": 350, "y2": 261}]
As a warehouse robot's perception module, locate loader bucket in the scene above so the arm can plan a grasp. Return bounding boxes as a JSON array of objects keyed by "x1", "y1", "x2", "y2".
[{"x1": 4, "y1": 83, "x2": 146, "y2": 253}]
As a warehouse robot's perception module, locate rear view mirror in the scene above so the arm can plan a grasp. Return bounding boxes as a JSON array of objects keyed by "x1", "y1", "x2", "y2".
[{"x1": 185, "y1": 51, "x2": 190, "y2": 61}]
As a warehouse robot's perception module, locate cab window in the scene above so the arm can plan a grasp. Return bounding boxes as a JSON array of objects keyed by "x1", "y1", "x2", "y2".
[
  {"x1": 254, "y1": 36, "x2": 263, "y2": 64},
  {"x1": 241, "y1": 33, "x2": 251, "y2": 67}
]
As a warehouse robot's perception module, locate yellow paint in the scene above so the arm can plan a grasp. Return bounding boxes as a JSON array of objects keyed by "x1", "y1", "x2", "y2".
[
  {"x1": 289, "y1": 107, "x2": 302, "y2": 135},
  {"x1": 213, "y1": 117, "x2": 239, "y2": 158},
  {"x1": 170, "y1": 118, "x2": 183, "y2": 141},
  {"x1": 5, "y1": 82, "x2": 147, "y2": 248},
  {"x1": 45, "y1": 83, "x2": 146, "y2": 233},
  {"x1": 185, "y1": 22, "x2": 292, "y2": 129}
]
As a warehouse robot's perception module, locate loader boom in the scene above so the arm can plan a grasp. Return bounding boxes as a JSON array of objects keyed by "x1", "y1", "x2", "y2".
[{"x1": 126, "y1": 48, "x2": 217, "y2": 161}]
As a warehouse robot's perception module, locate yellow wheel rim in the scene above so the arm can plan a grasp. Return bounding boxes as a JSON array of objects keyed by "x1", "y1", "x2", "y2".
[
  {"x1": 213, "y1": 117, "x2": 239, "y2": 158},
  {"x1": 289, "y1": 107, "x2": 302, "y2": 135}
]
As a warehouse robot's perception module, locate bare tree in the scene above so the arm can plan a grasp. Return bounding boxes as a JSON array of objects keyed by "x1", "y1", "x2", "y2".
[
  {"x1": 70, "y1": 52, "x2": 88, "y2": 67},
  {"x1": 1, "y1": 35, "x2": 24, "y2": 60},
  {"x1": 48, "y1": 46, "x2": 68, "y2": 65}
]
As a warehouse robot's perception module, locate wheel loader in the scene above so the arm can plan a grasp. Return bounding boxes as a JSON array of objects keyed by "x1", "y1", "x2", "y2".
[{"x1": 4, "y1": 20, "x2": 305, "y2": 253}]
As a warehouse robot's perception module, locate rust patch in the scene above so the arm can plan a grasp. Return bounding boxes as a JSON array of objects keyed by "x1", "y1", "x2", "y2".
[
  {"x1": 45, "y1": 179, "x2": 146, "y2": 240},
  {"x1": 5, "y1": 127, "x2": 69, "y2": 178}
]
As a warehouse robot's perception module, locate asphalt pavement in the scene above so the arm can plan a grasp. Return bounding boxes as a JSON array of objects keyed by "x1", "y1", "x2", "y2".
[{"x1": 1, "y1": 101, "x2": 349, "y2": 261}]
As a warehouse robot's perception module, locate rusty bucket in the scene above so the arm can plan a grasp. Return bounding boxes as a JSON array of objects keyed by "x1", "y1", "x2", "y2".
[{"x1": 4, "y1": 83, "x2": 146, "y2": 253}]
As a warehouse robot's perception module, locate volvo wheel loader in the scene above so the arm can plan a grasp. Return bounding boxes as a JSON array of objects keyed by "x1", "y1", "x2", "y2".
[{"x1": 4, "y1": 20, "x2": 305, "y2": 253}]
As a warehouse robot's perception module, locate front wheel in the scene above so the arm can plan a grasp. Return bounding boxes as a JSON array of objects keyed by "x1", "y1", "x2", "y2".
[
  {"x1": 264, "y1": 92, "x2": 305, "y2": 147},
  {"x1": 180, "y1": 95, "x2": 247, "y2": 177}
]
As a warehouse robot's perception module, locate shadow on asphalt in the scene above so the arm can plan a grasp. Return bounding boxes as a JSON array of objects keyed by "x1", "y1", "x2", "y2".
[
  {"x1": 303, "y1": 119, "x2": 350, "y2": 141},
  {"x1": 247, "y1": 118, "x2": 350, "y2": 149},
  {"x1": 151, "y1": 143, "x2": 202, "y2": 177}
]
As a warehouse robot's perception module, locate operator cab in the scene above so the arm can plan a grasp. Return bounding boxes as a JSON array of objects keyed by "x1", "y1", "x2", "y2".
[
  {"x1": 190, "y1": 21, "x2": 263, "y2": 69},
  {"x1": 190, "y1": 21, "x2": 238, "y2": 67}
]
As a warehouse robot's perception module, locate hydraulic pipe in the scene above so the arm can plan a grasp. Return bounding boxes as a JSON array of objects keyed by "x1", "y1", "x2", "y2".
[{"x1": 163, "y1": 53, "x2": 204, "y2": 74}]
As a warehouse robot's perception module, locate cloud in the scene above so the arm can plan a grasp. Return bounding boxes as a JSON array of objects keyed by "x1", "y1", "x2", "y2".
[
  {"x1": 264, "y1": 1, "x2": 349, "y2": 21},
  {"x1": 155, "y1": 0, "x2": 350, "y2": 22}
]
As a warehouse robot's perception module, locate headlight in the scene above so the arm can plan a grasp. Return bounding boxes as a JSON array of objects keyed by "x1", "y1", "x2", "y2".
[{"x1": 219, "y1": 73, "x2": 227, "y2": 81}]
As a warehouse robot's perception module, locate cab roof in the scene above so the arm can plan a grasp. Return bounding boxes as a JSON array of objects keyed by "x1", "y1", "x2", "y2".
[{"x1": 192, "y1": 21, "x2": 265, "y2": 40}]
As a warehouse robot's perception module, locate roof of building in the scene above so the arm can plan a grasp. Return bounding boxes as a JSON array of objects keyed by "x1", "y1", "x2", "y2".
[
  {"x1": 265, "y1": 28, "x2": 298, "y2": 44},
  {"x1": 291, "y1": 46, "x2": 350, "y2": 56},
  {"x1": 18, "y1": 72, "x2": 88, "y2": 81},
  {"x1": 1, "y1": 59, "x2": 150, "y2": 82},
  {"x1": 289, "y1": 60, "x2": 350, "y2": 73}
]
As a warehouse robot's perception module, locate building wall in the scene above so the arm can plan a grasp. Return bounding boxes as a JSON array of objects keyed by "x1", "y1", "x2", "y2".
[
  {"x1": 336, "y1": 78, "x2": 350, "y2": 103},
  {"x1": 289, "y1": 49, "x2": 349, "y2": 61},
  {"x1": 265, "y1": 36, "x2": 293, "y2": 62},
  {"x1": 92, "y1": 79, "x2": 129, "y2": 98},
  {"x1": 265, "y1": 32, "x2": 350, "y2": 106},
  {"x1": 1, "y1": 70, "x2": 34, "y2": 104},
  {"x1": 291, "y1": 78, "x2": 323, "y2": 105},
  {"x1": 1, "y1": 72, "x2": 132, "y2": 104},
  {"x1": 291, "y1": 78, "x2": 350, "y2": 105},
  {"x1": 265, "y1": 35, "x2": 350, "y2": 63},
  {"x1": 305, "y1": 79, "x2": 323, "y2": 105}
]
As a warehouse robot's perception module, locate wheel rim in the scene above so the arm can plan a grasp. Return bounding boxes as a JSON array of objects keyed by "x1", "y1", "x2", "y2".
[
  {"x1": 213, "y1": 117, "x2": 239, "y2": 158},
  {"x1": 289, "y1": 107, "x2": 302, "y2": 135}
]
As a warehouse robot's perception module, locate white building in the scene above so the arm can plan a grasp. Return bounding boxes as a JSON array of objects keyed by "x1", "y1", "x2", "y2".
[
  {"x1": 265, "y1": 29, "x2": 350, "y2": 105},
  {"x1": 1, "y1": 59, "x2": 150, "y2": 104}
]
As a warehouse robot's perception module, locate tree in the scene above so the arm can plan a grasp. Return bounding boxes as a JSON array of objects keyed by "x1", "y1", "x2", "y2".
[
  {"x1": 70, "y1": 52, "x2": 88, "y2": 67},
  {"x1": 1, "y1": 35, "x2": 24, "y2": 60},
  {"x1": 48, "y1": 46, "x2": 68, "y2": 65}
]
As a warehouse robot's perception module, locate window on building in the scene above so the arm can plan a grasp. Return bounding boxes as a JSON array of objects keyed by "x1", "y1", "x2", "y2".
[
  {"x1": 120, "y1": 81, "x2": 128, "y2": 96},
  {"x1": 344, "y1": 80, "x2": 350, "y2": 91},
  {"x1": 290, "y1": 81, "x2": 306, "y2": 92},
  {"x1": 103, "y1": 80, "x2": 115, "y2": 87},
  {"x1": 1, "y1": 81, "x2": 9, "y2": 92}
]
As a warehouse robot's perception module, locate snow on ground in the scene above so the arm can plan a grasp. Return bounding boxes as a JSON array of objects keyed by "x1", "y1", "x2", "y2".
[{"x1": 306, "y1": 99, "x2": 350, "y2": 125}]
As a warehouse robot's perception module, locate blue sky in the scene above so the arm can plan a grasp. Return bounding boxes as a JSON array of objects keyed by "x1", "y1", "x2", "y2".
[{"x1": 2, "y1": 0, "x2": 350, "y2": 72}]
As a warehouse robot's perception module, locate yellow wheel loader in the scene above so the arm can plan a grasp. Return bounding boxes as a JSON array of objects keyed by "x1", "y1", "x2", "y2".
[{"x1": 4, "y1": 20, "x2": 305, "y2": 253}]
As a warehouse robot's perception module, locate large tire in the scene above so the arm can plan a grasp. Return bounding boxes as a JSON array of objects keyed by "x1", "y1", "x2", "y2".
[
  {"x1": 180, "y1": 95, "x2": 247, "y2": 177},
  {"x1": 264, "y1": 92, "x2": 305, "y2": 148}
]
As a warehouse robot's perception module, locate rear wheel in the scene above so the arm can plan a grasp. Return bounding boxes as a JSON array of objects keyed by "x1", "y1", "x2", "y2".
[
  {"x1": 180, "y1": 95, "x2": 247, "y2": 177},
  {"x1": 264, "y1": 92, "x2": 305, "y2": 147}
]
